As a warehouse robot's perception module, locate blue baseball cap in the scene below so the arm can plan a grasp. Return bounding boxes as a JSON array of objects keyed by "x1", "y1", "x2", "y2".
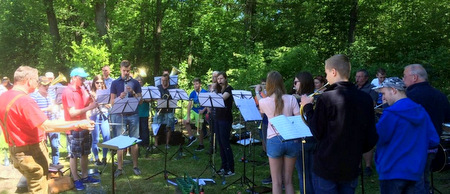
[{"x1": 70, "y1": 68, "x2": 88, "y2": 78}]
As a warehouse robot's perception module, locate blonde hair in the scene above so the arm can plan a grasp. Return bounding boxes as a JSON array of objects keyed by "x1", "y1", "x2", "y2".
[{"x1": 14, "y1": 66, "x2": 38, "y2": 83}]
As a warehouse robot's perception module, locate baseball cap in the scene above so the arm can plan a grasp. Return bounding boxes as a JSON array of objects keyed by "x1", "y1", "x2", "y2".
[
  {"x1": 70, "y1": 68, "x2": 88, "y2": 78},
  {"x1": 372, "y1": 77, "x2": 406, "y2": 92},
  {"x1": 45, "y1": 72, "x2": 55, "y2": 78},
  {"x1": 2, "y1": 77, "x2": 10, "y2": 82},
  {"x1": 38, "y1": 76, "x2": 51, "y2": 85}
]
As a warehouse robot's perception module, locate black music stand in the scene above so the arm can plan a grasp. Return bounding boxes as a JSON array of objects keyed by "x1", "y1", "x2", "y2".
[
  {"x1": 145, "y1": 99, "x2": 178, "y2": 181},
  {"x1": 223, "y1": 90, "x2": 261, "y2": 190},
  {"x1": 197, "y1": 92, "x2": 225, "y2": 179},
  {"x1": 141, "y1": 86, "x2": 161, "y2": 156},
  {"x1": 168, "y1": 89, "x2": 198, "y2": 160},
  {"x1": 98, "y1": 136, "x2": 142, "y2": 194}
]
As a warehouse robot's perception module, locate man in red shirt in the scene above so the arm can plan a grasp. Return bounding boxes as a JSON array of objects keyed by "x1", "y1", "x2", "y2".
[
  {"x1": 0, "y1": 66, "x2": 93, "y2": 194},
  {"x1": 61, "y1": 67, "x2": 99, "y2": 190}
]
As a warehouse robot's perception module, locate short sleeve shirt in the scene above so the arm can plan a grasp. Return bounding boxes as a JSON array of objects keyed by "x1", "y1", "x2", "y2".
[
  {"x1": 0, "y1": 90, "x2": 47, "y2": 146},
  {"x1": 189, "y1": 88, "x2": 208, "y2": 113},
  {"x1": 259, "y1": 94, "x2": 300, "y2": 139},
  {"x1": 61, "y1": 84, "x2": 90, "y2": 131}
]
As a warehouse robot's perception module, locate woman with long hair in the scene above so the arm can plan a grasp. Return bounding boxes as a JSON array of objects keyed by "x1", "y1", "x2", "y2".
[
  {"x1": 313, "y1": 75, "x2": 327, "y2": 93},
  {"x1": 293, "y1": 72, "x2": 316, "y2": 194},
  {"x1": 259, "y1": 71, "x2": 301, "y2": 194},
  {"x1": 89, "y1": 75, "x2": 111, "y2": 165}
]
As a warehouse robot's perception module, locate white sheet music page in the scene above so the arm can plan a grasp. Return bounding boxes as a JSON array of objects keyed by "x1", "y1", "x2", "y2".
[
  {"x1": 270, "y1": 115, "x2": 312, "y2": 140},
  {"x1": 234, "y1": 98, "x2": 262, "y2": 121}
]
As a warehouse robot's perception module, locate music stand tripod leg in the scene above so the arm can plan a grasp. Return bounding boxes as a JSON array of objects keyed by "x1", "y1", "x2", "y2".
[{"x1": 145, "y1": 145, "x2": 177, "y2": 180}]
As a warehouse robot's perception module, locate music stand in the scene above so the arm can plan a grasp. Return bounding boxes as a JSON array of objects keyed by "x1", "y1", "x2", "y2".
[
  {"x1": 167, "y1": 89, "x2": 198, "y2": 160},
  {"x1": 98, "y1": 136, "x2": 142, "y2": 194},
  {"x1": 96, "y1": 89, "x2": 110, "y2": 104},
  {"x1": 141, "y1": 86, "x2": 161, "y2": 100},
  {"x1": 49, "y1": 85, "x2": 66, "y2": 104},
  {"x1": 145, "y1": 99, "x2": 179, "y2": 181},
  {"x1": 223, "y1": 90, "x2": 261, "y2": 190},
  {"x1": 196, "y1": 92, "x2": 225, "y2": 179},
  {"x1": 154, "y1": 75, "x2": 178, "y2": 86}
]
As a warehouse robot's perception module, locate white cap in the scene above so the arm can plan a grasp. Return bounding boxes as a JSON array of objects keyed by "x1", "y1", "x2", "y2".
[{"x1": 45, "y1": 72, "x2": 55, "y2": 78}]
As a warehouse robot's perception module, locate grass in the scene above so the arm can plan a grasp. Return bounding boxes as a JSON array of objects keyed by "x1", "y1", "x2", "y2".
[{"x1": 1, "y1": 126, "x2": 450, "y2": 194}]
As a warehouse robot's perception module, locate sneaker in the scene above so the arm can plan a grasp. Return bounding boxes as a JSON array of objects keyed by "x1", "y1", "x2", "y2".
[
  {"x1": 95, "y1": 160, "x2": 103, "y2": 166},
  {"x1": 186, "y1": 137, "x2": 197, "y2": 147},
  {"x1": 82, "y1": 176, "x2": 100, "y2": 184},
  {"x1": 114, "y1": 169, "x2": 123, "y2": 178},
  {"x1": 165, "y1": 145, "x2": 170, "y2": 149},
  {"x1": 195, "y1": 145, "x2": 205, "y2": 152},
  {"x1": 261, "y1": 175, "x2": 272, "y2": 184},
  {"x1": 74, "y1": 179, "x2": 85, "y2": 190},
  {"x1": 364, "y1": 167, "x2": 373, "y2": 177},
  {"x1": 224, "y1": 171, "x2": 235, "y2": 177},
  {"x1": 133, "y1": 167, "x2": 142, "y2": 175},
  {"x1": 216, "y1": 168, "x2": 225, "y2": 176}
]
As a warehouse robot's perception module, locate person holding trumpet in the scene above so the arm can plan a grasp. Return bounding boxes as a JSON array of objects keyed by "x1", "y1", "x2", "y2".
[
  {"x1": 300, "y1": 54, "x2": 378, "y2": 193},
  {"x1": 0, "y1": 66, "x2": 94, "y2": 193}
]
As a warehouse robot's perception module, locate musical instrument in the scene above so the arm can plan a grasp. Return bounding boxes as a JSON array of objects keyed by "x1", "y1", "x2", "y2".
[
  {"x1": 300, "y1": 82, "x2": 329, "y2": 124},
  {"x1": 50, "y1": 72, "x2": 67, "y2": 85},
  {"x1": 431, "y1": 136, "x2": 450, "y2": 172},
  {"x1": 170, "y1": 66, "x2": 182, "y2": 76},
  {"x1": 443, "y1": 123, "x2": 450, "y2": 133}
]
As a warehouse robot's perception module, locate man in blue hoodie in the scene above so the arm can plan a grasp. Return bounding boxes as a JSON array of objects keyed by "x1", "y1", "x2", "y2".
[{"x1": 373, "y1": 77, "x2": 440, "y2": 194}]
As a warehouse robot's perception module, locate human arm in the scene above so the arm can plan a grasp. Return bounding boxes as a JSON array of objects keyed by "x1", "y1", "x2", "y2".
[{"x1": 38, "y1": 119, "x2": 94, "y2": 133}]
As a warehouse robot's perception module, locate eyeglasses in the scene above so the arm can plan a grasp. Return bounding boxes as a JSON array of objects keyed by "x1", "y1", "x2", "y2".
[{"x1": 95, "y1": 82, "x2": 103, "y2": 84}]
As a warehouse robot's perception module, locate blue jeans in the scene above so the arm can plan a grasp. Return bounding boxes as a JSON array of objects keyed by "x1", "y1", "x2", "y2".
[
  {"x1": 414, "y1": 153, "x2": 435, "y2": 193},
  {"x1": 139, "y1": 117, "x2": 150, "y2": 147},
  {"x1": 380, "y1": 179, "x2": 416, "y2": 194},
  {"x1": 296, "y1": 138, "x2": 316, "y2": 194},
  {"x1": 111, "y1": 114, "x2": 140, "y2": 138},
  {"x1": 312, "y1": 172, "x2": 358, "y2": 194},
  {"x1": 91, "y1": 114, "x2": 111, "y2": 160},
  {"x1": 47, "y1": 132, "x2": 60, "y2": 164},
  {"x1": 266, "y1": 137, "x2": 301, "y2": 158},
  {"x1": 214, "y1": 120, "x2": 234, "y2": 172}
]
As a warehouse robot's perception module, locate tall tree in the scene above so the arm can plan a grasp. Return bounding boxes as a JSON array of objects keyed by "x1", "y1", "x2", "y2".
[
  {"x1": 153, "y1": 0, "x2": 163, "y2": 75},
  {"x1": 348, "y1": 0, "x2": 357, "y2": 44},
  {"x1": 94, "y1": 0, "x2": 111, "y2": 50}
]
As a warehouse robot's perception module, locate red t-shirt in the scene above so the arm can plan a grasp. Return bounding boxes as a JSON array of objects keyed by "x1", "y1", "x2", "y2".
[
  {"x1": 61, "y1": 84, "x2": 90, "y2": 131},
  {"x1": 0, "y1": 90, "x2": 47, "y2": 146}
]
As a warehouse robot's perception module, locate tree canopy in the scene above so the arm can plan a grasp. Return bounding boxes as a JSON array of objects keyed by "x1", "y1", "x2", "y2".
[{"x1": 1, "y1": 0, "x2": 449, "y2": 94}]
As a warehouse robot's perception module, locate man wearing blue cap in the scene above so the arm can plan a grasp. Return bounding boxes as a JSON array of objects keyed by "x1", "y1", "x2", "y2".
[
  {"x1": 62, "y1": 67, "x2": 100, "y2": 190},
  {"x1": 373, "y1": 77, "x2": 439, "y2": 194}
]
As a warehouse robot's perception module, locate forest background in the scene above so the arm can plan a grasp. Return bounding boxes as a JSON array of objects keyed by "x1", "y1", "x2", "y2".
[{"x1": 0, "y1": 0, "x2": 449, "y2": 95}]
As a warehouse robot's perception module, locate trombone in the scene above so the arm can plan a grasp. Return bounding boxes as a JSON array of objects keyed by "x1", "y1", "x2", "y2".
[{"x1": 299, "y1": 82, "x2": 329, "y2": 125}]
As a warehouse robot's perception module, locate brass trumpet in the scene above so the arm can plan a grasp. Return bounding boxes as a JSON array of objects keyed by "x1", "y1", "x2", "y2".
[
  {"x1": 300, "y1": 82, "x2": 329, "y2": 125},
  {"x1": 50, "y1": 72, "x2": 67, "y2": 85}
]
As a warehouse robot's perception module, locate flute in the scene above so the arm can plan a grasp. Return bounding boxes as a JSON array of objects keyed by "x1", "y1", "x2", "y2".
[{"x1": 374, "y1": 103, "x2": 386, "y2": 109}]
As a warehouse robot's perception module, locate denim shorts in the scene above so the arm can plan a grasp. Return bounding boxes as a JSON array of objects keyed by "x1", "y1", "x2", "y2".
[
  {"x1": 266, "y1": 136, "x2": 301, "y2": 158},
  {"x1": 154, "y1": 112, "x2": 175, "y2": 131},
  {"x1": 110, "y1": 113, "x2": 140, "y2": 138}
]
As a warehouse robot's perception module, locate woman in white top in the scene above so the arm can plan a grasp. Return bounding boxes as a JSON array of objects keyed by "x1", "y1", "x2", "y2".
[{"x1": 259, "y1": 71, "x2": 301, "y2": 194}]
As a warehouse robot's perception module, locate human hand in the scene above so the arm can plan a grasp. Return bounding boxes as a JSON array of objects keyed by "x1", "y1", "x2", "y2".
[{"x1": 300, "y1": 95, "x2": 313, "y2": 106}]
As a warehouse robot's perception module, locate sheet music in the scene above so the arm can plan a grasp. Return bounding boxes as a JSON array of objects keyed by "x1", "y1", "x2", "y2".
[
  {"x1": 98, "y1": 135, "x2": 142, "y2": 150},
  {"x1": 142, "y1": 86, "x2": 161, "y2": 99},
  {"x1": 198, "y1": 93, "x2": 225, "y2": 108},
  {"x1": 96, "y1": 89, "x2": 110, "y2": 104},
  {"x1": 269, "y1": 115, "x2": 312, "y2": 140},
  {"x1": 156, "y1": 99, "x2": 178, "y2": 109},
  {"x1": 168, "y1": 89, "x2": 189, "y2": 100},
  {"x1": 231, "y1": 90, "x2": 253, "y2": 99},
  {"x1": 111, "y1": 97, "x2": 141, "y2": 114},
  {"x1": 234, "y1": 98, "x2": 262, "y2": 121},
  {"x1": 49, "y1": 85, "x2": 66, "y2": 104},
  {"x1": 154, "y1": 75, "x2": 178, "y2": 86},
  {"x1": 152, "y1": 123, "x2": 161, "y2": 136}
]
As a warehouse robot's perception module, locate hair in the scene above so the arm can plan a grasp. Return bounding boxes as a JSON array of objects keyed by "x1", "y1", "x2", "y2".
[
  {"x1": 216, "y1": 71, "x2": 228, "y2": 92},
  {"x1": 212, "y1": 71, "x2": 219, "y2": 76},
  {"x1": 192, "y1": 78, "x2": 201, "y2": 84},
  {"x1": 314, "y1": 75, "x2": 326, "y2": 84},
  {"x1": 357, "y1": 69, "x2": 369, "y2": 78},
  {"x1": 376, "y1": 68, "x2": 386, "y2": 75},
  {"x1": 295, "y1": 72, "x2": 314, "y2": 95},
  {"x1": 91, "y1": 75, "x2": 105, "y2": 92},
  {"x1": 266, "y1": 71, "x2": 286, "y2": 116},
  {"x1": 120, "y1": 60, "x2": 131, "y2": 68},
  {"x1": 14, "y1": 66, "x2": 38, "y2": 83},
  {"x1": 325, "y1": 54, "x2": 351, "y2": 79},
  {"x1": 405, "y1": 64, "x2": 428, "y2": 81},
  {"x1": 135, "y1": 76, "x2": 143, "y2": 82},
  {"x1": 102, "y1": 65, "x2": 110, "y2": 69}
]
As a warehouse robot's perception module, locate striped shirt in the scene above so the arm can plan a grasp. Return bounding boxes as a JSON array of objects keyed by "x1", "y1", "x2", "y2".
[{"x1": 30, "y1": 91, "x2": 54, "y2": 120}]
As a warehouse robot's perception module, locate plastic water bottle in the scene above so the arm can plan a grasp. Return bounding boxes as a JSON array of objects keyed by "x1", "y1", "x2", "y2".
[{"x1": 3, "y1": 151, "x2": 10, "y2": 166}]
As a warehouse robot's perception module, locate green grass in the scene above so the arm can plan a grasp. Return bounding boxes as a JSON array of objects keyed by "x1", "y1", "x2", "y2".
[{"x1": 2, "y1": 127, "x2": 450, "y2": 194}]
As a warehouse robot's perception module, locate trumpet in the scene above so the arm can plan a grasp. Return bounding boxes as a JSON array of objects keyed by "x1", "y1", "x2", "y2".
[
  {"x1": 50, "y1": 72, "x2": 67, "y2": 85},
  {"x1": 300, "y1": 82, "x2": 329, "y2": 125}
]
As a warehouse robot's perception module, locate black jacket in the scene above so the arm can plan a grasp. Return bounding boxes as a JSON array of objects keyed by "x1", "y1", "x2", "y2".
[
  {"x1": 406, "y1": 82, "x2": 450, "y2": 136},
  {"x1": 304, "y1": 81, "x2": 378, "y2": 181}
]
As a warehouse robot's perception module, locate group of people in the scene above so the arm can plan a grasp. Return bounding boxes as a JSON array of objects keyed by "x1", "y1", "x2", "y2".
[{"x1": 1, "y1": 54, "x2": 449, "y2": 193}]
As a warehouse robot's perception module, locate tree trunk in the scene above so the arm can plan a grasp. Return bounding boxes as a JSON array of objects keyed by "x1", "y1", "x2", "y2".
[
  {"x1": 244, "y1": 0, "x2": 257, "y2": 46},
  {"x1": 153, "y1": 0, "x2": 163, "y2": 75},
  {"x1": 94, "y1": 0, "x2": 111, "y2": 50},
  {"x1": 43, "y1": 0, "x2": 61, "y2": 43},
  {"x1": 348, "y1": 0, "x2": 358, "y2": 44}
]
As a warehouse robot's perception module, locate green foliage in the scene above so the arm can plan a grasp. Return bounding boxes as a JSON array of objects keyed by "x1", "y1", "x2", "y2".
[{"x1": 69, "y1": 37, "x2": 112, "y2": 79}]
